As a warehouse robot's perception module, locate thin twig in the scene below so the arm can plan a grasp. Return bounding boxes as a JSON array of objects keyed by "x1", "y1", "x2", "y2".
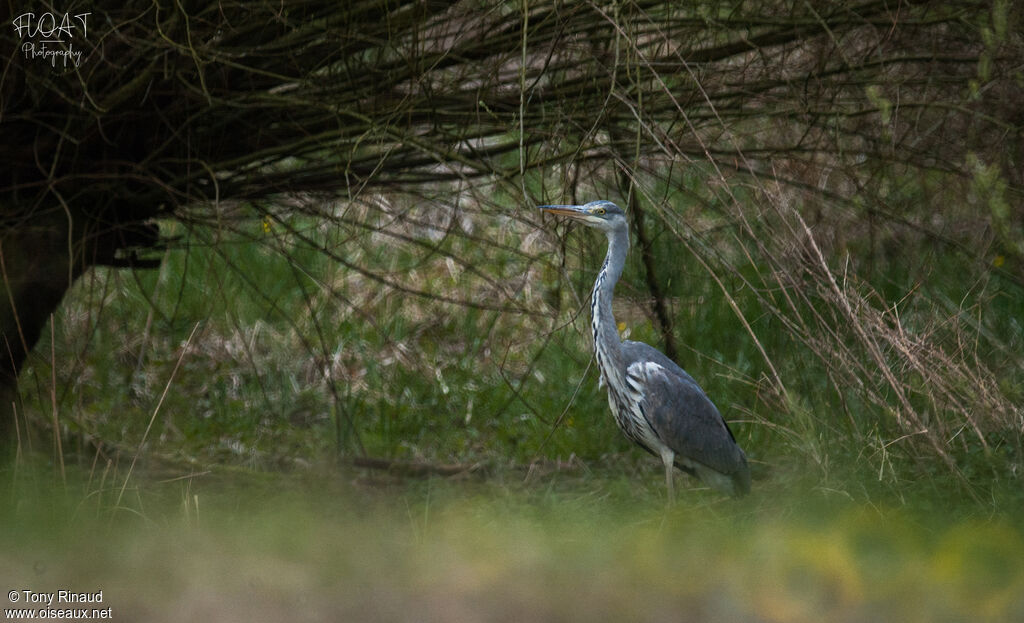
[{"x1": 114, "y1": 321, "x2": 201, "y2": 512}]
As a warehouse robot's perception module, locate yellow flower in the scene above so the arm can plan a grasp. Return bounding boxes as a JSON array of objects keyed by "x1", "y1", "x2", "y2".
[{"x1": 993, "y1": 255, "x2": 1005, "y2": 268}]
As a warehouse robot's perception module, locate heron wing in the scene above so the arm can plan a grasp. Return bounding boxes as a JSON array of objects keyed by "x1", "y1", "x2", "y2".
[{"x1": 622, "y1": 342, "x2": 747, "y2": 479}]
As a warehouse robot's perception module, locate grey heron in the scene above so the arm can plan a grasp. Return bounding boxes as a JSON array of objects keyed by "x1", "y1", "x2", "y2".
[{"x1": 539, "y1": 200, "x2": 751, "y2": 498}]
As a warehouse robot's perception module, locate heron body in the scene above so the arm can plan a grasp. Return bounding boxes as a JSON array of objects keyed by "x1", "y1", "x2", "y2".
[{"x1": 540, "y1": 200, "x2": 751, "y2": 498}]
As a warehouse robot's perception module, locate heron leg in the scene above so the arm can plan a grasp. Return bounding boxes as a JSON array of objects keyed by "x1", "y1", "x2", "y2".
[{"x1": 660, "y1": 449, "x2": 676, "y2": 505}]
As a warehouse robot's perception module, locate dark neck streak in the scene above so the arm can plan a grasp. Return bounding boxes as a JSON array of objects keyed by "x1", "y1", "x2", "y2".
[{"x1": 591, "y1": 225, "x2": 629, "y2": 388}]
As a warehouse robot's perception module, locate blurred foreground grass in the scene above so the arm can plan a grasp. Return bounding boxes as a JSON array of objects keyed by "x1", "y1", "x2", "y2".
[{"x1": 3, "y1": 464, "x2": 1023, "y2": 622}]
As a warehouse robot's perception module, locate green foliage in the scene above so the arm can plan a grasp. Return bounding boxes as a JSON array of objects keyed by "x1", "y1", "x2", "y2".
[
  {"x1": 7, "y1": 0, "x2": 1023, "y2": 510},
  {"x1": 12, "y1": 165, "x2": 1022, "y2": 507}
]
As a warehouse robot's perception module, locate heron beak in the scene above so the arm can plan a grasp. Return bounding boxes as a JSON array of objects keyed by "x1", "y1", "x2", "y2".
[{"x1": 537, "y1": 204, "x2": 588, "y2": 219}]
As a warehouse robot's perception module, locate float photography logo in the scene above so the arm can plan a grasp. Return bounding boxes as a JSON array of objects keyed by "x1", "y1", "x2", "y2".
[{"x1": 12, "y1": 10, "x2": 90, "y2": 69}]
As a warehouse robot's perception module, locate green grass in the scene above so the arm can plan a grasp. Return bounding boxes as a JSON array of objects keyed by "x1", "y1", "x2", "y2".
[
  {"x1": 10, "y1": 194, "x2": 1022, "y2": 492},
  {"x1": 3, "y1": 464, "x2": 1023, "y2": 622},
  {"x1": 16, "y1": 215, "x2": 625, "y2": 467}
]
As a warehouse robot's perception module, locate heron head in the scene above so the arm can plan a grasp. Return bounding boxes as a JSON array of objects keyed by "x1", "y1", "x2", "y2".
[{"x1": 537, "y1": 200, "x2": 626, "y2": 233}]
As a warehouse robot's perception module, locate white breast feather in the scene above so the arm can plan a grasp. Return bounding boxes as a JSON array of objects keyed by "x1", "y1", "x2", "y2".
[{"x1": 623, "y1": 361, "x2": 668, "y2": 453}]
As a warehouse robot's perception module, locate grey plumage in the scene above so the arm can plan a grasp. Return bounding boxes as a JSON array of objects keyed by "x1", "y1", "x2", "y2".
[{"x1": 539, "y1": 200, "x2": 750, "y2": 498}]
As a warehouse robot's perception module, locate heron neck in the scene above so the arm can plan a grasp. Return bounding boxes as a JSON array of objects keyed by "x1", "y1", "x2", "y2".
[{"x1": 592, "y1": 226, "x2": 629, "y2": 371}]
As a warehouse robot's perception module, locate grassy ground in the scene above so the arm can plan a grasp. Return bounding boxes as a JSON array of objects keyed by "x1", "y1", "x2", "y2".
[{"x1": 3, "y1": 463, "x2": 1023, "y2": 622}]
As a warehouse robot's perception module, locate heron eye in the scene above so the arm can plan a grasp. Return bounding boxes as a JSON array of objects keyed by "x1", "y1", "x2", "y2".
[{"x1": 594, "y1": 208, "x2": 606, "y2": 215}]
